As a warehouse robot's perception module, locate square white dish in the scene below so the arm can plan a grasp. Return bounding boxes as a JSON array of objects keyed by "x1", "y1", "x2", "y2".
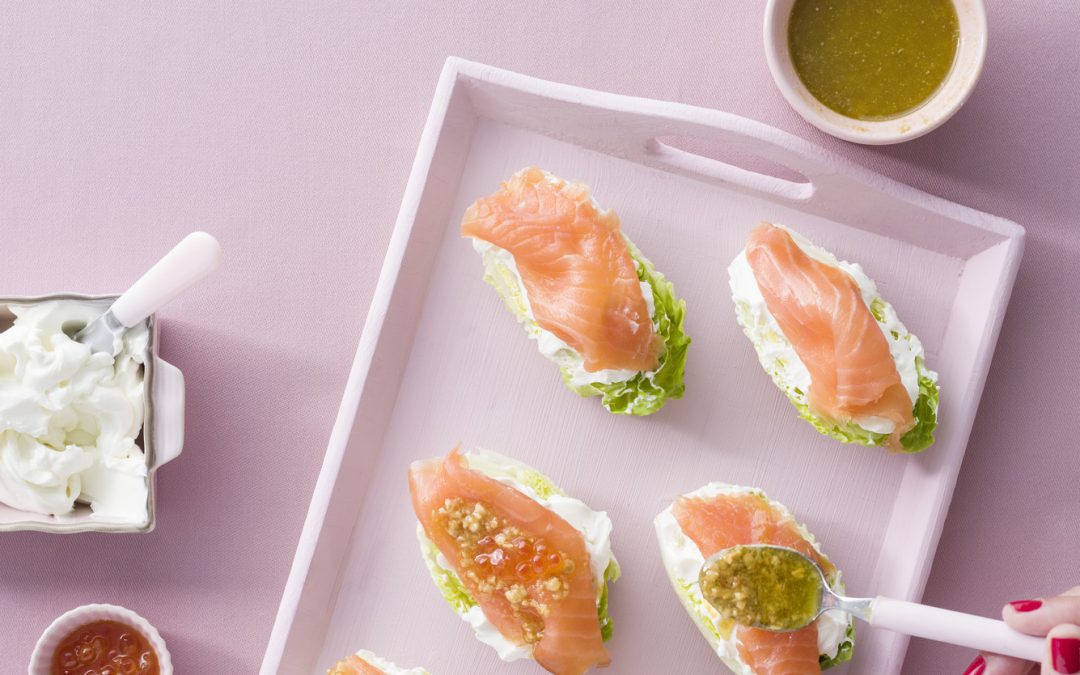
[
  {"x1": 261, "y1": 58, "x2": 1023, "y2": 675},
  {"x1": 0, "y1": 294, "x2": 185, "y2": 534}
]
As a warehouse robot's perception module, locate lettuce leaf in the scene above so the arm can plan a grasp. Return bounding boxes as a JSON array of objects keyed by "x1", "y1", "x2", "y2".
[
  {"x1": 597, "y1": 560, "x2": 620, "y2": 641},
  {"x1": 676, "y1": 577, "x2": 727, "y2": 644},
  {"x1": 466, "y1": 451, "x2": 567, "y2": 500},
  {"x1": 898, "y1": 359, "x2": 940, "y2": 453},
  {"x1": 418, "y1": 529, "x2": 477, "y2": 614},
  {"x1": 820, "y1": 622, "x2": 856, "y2": 669},
  {"x1": 586, "y1": 242, "x2": 690, "y2": 415},
  {"x1": 793, "y1": 399, "x2": 891, "y2": 447}
]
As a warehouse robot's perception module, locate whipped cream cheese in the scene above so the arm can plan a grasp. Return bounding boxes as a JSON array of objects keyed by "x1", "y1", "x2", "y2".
[
  {"x1": 418, "y1": 450, "x2": 616, "y2": 663},
  {"x1": 654, "y1": 483, "x2": 850, "y2": 674},
  {"x1": 728, "y1": 226, "x2": 924, "y2": 435},
  {"x1": 0, "y1": 300, "x2": 149, "y2": 522},
  {"x1": 350, "y1": 650, "x2": 430, "y2": 675},
  {"x1": 472, "y1": 238, "x2": 656, "y2": 388}
]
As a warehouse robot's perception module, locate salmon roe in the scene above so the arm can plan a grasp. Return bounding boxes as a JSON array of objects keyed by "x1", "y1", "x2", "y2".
[{"x1": 51, "y1": 620, "x2": 159, "y2": 675}]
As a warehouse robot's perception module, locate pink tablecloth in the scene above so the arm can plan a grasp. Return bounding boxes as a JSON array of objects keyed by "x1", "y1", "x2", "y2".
[{"x1": 1, "y1": 3, "x2": 1077, "y2": 673}]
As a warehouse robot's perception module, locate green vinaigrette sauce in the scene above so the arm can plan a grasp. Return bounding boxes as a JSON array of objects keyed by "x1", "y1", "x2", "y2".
[
  {"x1": 700, "y1": 546, "x2": 823, "y2": 631},
  {"x1": 788, "y1": 0, "x2": 960, "y2": 120}
]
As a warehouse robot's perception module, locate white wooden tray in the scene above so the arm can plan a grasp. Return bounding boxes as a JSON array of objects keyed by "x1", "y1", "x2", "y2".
[{"x1": 261, "y1": 58, "x2": 1024, "y2": 675}]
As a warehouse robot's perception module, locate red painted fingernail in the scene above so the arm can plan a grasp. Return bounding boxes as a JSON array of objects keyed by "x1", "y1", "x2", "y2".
[
  {"x1": 1052, "y1": 637, "x2": 1080, "y2": 674},
  {"x1": 1008, "y1": 599, "x2": 1043, "y2": 612},
  {"x1": 962, "y1": 655, "x2": 986, "y2": 675}
]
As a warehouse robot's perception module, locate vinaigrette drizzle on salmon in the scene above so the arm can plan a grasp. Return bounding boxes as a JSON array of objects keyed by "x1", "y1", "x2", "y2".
[
  {"x1": 745, "y1": 223, "x2": 915, "y2": 448},
  {"x1": 409, "y1": 448, "x2": 610, "y2": 675}
]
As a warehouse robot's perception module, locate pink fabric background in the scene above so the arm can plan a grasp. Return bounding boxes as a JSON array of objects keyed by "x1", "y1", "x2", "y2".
[{"x1": 1, "y1": 3, "x2": 1077, "y2": 673}]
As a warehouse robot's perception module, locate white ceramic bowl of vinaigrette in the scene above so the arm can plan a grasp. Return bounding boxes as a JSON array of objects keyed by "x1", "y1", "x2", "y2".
[
  {"x1": 28, "y1": 603, "x2": 173, "y2": 675},
  {"x1": 764, "y1": 0, "x2": 987, "y2": 145}
]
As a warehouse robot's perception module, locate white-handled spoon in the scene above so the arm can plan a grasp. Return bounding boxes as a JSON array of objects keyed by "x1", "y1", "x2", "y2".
[
  {"x1": 75, "y1": 231, "x2": 223, "y2": 355},
  {"x1": 699, "y1": 544, "x2": 1043, "y2": 662}
]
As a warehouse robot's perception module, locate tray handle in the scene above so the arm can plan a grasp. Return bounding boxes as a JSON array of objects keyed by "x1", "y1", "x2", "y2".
[
  {"x1": 151, "y1": 356, "x2": 185, "y2": 469},
  {"x1": 615, "y1": 108, "x2": 851, "y2": 203},
  {"x1": 632, "y1": 112, "x2": 850, "y2": 202},
  {"x1": 645, "y1": 136, "x2": 815, "y2": 201}
]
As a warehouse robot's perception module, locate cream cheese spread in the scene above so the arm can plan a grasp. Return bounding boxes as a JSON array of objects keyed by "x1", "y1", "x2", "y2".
[{"x1": 0, "y1": 300, "x2": 149, "y2": 523}]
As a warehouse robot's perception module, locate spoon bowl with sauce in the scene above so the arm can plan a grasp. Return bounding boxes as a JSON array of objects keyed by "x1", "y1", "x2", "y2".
[
  {"x1": 700, "y1": 545, "x2": 1043, "y2": 661},
  {"x1": 764, "y1": 0, "x2": 987, "y2": 144}
]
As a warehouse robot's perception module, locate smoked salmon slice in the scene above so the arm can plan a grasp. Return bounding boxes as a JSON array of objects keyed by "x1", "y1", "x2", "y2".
[
  {"x1": 327, "y1": 651, "x2": 430, "y2": 675},
  {"x1": 461, "y1": 167, "x2": 661, "y2": 373},
  {"x1": 671, "y1": 490, "x2": 839, "y2": 675},
  {"x1": 409, "y1": 448, "x2": 610, "y2": 675},
  {"x1": 745, "y1": 223, "x2": 914, "y2": 446},
  {"x1": 328, "y1": 654, "x2": 386, "y2": 675}
]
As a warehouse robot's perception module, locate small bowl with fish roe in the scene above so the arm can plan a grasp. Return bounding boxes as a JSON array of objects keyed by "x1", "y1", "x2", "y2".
[
  {"x1": 764, "y1": 0, "x2": 987, "y2": 144},
  {"x1": 28, "y1": 604, "x2": 172, "y2": 675}
]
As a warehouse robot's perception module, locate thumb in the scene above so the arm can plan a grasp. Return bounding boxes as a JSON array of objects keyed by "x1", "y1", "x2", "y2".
[{"x1": 1043, "y1": 624, "x2": 1080, "y2": 675}]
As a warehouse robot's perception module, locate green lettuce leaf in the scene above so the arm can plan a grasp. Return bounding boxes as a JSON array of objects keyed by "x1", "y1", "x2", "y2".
[
  {"x1": 820, "y1": 622, "x2": 856, "y2": 669},
  {"x1": 586, "y1": 242, "x2": 690, "y2": 416},
  {"x1": 793, "y1": 398, "x2": 891, "y2": 447},
  {"x1": 597, "y1": 560, "x2": 620, "y2": 642},
  {"x1": 869, "y1": 297, "x2": 888, "y2": 322},
  {"x1": 419, "y1": 532, "x2": 477, "y2": 614},
  {"x1": 676, "y1": 577, "x2": 725, "y2": 644},
  {"x1": 898, "y1": 359, "x2": 940, "y2": 453}
]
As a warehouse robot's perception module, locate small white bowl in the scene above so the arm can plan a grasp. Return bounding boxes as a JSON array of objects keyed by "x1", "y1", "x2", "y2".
[
  {"x1": 28, "y1": 604, "x2": 173, "y2": 675},
  {"x1": 764, "y1": 0, "x2": 987, "y2": 145}
]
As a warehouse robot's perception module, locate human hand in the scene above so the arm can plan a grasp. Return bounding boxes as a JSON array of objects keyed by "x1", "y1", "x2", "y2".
[{"x1": 964, "y1": 587, "x2": 1080, "y2": 675}]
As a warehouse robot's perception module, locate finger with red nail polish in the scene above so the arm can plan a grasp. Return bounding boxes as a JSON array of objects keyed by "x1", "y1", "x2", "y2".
[
  {"x1": 1044, "y1": 625, "x2": 1080, "y2": 675},
  {"x1": 979, "y1": 652, "x2": 1037, "y2": 675},
  {"x1": 965, "y1": 655, "x2": 987, "y2": 675},
  {"x1": 1006, "y1": 594, "x2": 1080, "y2": 636}
]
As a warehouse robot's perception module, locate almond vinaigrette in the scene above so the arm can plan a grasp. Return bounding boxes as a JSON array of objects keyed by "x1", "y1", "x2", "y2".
[
  {"x1": 700, "y1": 546, "x2": 822, "y2": 631},
  {"x1": 789, "y1": 0, "x2": 960, "y2": 120}
]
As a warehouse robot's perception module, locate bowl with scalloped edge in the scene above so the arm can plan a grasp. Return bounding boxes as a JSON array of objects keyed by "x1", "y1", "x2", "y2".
[{"x1": 28, "y1": 603, "x2": 173, "y2": 675}]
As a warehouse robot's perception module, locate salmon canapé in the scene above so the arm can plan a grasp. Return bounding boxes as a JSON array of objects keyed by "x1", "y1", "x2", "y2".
[
  {"x1": 745, "y1": 223, "x2": 914, "y2": 446},
  {"x1": 328, "y1": 655, "x2": 385, "y2": 675},
  {"x1": 461, "y1": 167, "x2": 661, "y2": 373},
  {"x1": 409, "y1": 448, "x2": 609, "y2": 675},
  {"x1": 672, "y1": 490, "x2": 839, "y2": 675}
]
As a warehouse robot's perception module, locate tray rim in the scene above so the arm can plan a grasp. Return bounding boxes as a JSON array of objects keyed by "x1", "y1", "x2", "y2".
[{"x1": 259, "y1": 56, "x2": 1025, "y2": 675}]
